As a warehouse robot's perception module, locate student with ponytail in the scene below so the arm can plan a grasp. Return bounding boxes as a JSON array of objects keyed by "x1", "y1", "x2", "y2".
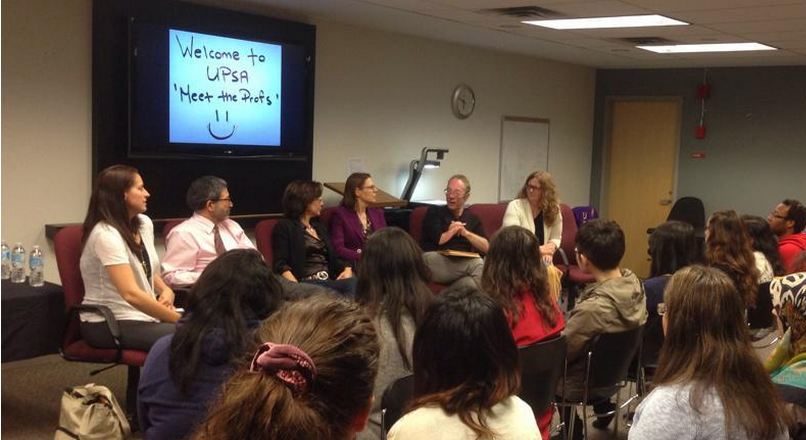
[{"x1": 193, "y1": 294, "x2": 380, "y2": 440}]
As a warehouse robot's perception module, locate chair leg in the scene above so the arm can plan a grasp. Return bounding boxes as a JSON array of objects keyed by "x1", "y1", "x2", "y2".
[
  {"x1": 566, "y1": 405, "x2": 576, "y2": 440},
  {"x1": 613, "y1": 390, "x2": 622, "y2": 439},
  {"x1": 126, "y1": 366, "x2": 140, "y2": 432},
  {"x1": 582, "y1": 403, "x2": 588, "y2": 440}
]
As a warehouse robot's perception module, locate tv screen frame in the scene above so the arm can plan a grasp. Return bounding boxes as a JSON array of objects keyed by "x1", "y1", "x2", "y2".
[{"x1": 126, "y1": 14, "x2": 315, "y2": 159}]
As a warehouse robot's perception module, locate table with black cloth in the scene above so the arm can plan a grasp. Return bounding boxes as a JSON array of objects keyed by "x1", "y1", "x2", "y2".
[{"x1": 1, "y1": 279, "x2": 65, "y2": 362}]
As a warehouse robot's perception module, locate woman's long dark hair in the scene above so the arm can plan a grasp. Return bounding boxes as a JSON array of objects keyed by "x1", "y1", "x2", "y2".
[
  {"x1": 410, "y1": 287, "x2": 520, "y2": 438},
  {"x1": 655, "y1": 266, "x2": 787, "y2": 439},
  {"x1": 648, "y1": 220, "x2": 698, "y2": 277},
  {"x1": 482, "y1": 226, "x2": 557, "y2": 327},
  {"x1": 705, "y1": 210, "x2": 759, "y2": 306},
  {"x1": 741, "y1": 215, "x2": 785, "y2": 276},
  {"x1": 169, "y1": 249, "x2": 283, "y2": 394},
  {"x1": 356, "y1": 227, "x2": 432, "y2": 370},
  {"x1": 82, "y1": 165, "x2": 142, "y2": 253}
]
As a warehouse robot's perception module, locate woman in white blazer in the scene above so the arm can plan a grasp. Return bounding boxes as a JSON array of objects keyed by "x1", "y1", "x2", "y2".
[{"x1": 502, "y1": 171, "x2": 562, "y2": 265}]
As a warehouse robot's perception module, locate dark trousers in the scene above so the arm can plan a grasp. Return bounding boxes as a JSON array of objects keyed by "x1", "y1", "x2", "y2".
[
  {"x1": 81, "y1": 320, "x2": 176, "y2": 351},
  {"x1": 301, "y1": 277, "x2": 357, "y2": 297}
]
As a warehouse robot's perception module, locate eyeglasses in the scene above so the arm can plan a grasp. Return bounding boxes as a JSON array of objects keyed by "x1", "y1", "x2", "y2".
[
  {"x1": 211, "y1": 197, "x2": 233, "y2": 204},
  {"x1": 444, "y1": 189, "x2": 467, "y2": 197},
  {"x1": 657, "y1": 303, "x2": 667, "y2": 316},
  {"x1": 769, "y1": 211, "x2": 787, "y2": 220},
  {"x1": 527, "y1": 184, "x2": 542, "y2": 192},
  {"x1": 361, "y1": 185, "x2": 378, "y2": 191}
]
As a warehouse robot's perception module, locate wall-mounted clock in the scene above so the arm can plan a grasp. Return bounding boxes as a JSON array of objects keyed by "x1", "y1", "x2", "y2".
[{"x1": 451, "y1": 84, "x2": 475, "y2": 119}]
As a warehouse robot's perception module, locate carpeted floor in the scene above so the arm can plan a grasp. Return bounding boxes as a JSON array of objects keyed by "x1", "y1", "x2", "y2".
[{"x1": 2, "y1": 354, "x2": 142, "y2": 439}]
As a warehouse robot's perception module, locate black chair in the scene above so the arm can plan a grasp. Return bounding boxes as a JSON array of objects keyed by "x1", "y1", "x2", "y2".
[
  {"x1": 559, "y1": 326, "x2": 643, "y2": 440},
  {"x1": 519, "y1": 335, "x2": 567, "y2": 436},
  {"x1": 380, "y1": 374, "x2": 415, "y2": 439}
]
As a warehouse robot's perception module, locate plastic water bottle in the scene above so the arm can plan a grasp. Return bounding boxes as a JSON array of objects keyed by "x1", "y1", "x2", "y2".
[
  {"x1": 29, "y1": 245, "x2": 44, "y2": 287},
  {"x1": 1, "y1": 241, "x2": 10, "y2": 280},
  {"x1": 10, "y1": 243, "x2": 26, "y2": 283}
]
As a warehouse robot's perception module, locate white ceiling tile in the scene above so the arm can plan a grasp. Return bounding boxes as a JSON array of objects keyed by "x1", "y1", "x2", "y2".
[
  {"x1": 670, "y1": 4, "x2": 806, "y2": 24},
  {"x1": 707, "y1": 18, "x2": 806, "y2": 33}
]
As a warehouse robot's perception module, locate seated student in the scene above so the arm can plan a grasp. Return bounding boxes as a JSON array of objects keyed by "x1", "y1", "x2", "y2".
[
  {"x1": 272, "y1": 180, "x2": 355, "y2": 296},
  {"x1": 80, "y1": 165, "x2": 179, "y2": 351},
  {"x1": 645, "y1": 221, "x2": 698, "y2": 315},
  {"x1": 162, "y1": 176, "x2": 254, "y2": 288},
  {"x1": 329, "y1": 173, "x2": 387, "y2": 264},
  {"x1": 705, "y1": 211, "x2": 760, "y2": 308},
  {"x1": 766, "y1": 273, "x2": 806, "y2": 401},
  {"x1": 421, "y1": 175, "x2": 488, "y2": 289},
  {"x1": 192, "y1": 294, "x2": 380, "y2": 440},
  {"x1": 388, "y1": 287, "x2": 539, "y2": 440},
  {"x1": 481, "y1": 225, "x2": 564, "y2": 440},
  {"x1": 355, "y1": 227, "x2": 433, "y2": 440},
  {"x1": 768, "y1": 199, "x2": 806, "y2": 274},
  {"x1": 560, "y1": 219, "x2": 646, "y2": 436},
  {"x1": 629, "y1": 266, "x2": 788, "y2": 440},
  {"x1": 743, "y1": 214, "x2": 784, "y2": 282},
  {"x1": 138, "y1": 249, "x2": 283, "y2": 440}
]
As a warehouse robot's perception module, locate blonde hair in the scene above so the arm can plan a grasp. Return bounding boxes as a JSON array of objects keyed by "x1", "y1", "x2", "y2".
[{"x1": 516, "y1": 171, "x2": 559, "y2": 225}]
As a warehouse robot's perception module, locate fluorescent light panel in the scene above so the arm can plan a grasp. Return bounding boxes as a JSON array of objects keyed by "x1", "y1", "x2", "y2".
[
  {"x1": 638, "y1": 42, "x2": 777, "y2": 53},
  {"x1": 522, "y1": 14, "x2": 688, "y2": 30}
]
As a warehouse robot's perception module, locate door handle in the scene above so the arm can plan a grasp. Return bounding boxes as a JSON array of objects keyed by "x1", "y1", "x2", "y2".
[{"x1": 659, "y1": 199, "x2": 673, "y2": 206}]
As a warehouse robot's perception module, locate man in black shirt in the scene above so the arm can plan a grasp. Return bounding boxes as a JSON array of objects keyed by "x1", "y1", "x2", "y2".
[{"x1": 422, "y1": 175, "x2": 488, "y2": 288}]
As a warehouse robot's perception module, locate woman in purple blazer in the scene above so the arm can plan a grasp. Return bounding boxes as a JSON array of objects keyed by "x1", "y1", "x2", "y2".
[{"x1": 330, "y1": 173, "x2": 387, "y2": 263}]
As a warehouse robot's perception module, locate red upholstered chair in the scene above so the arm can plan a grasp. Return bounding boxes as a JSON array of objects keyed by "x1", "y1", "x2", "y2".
[
  {"x1": 553, "y1": 203, "x2": 596, "y2": 309},
  {"x1": 466, "y1": 203, "x2": 507, "y2": 238},
  {"x1": 53, "y1": 225, "x2": 147, "y2": 418},
  {"x1": 407, "y1": 206, "x2": 429, "y2": 244},
  {"x1": 254, "y1": 218, "x2": 280, "y2": 267},
  {"x1": 161, "y1": 219, "x2": 183, "y2": 242}
]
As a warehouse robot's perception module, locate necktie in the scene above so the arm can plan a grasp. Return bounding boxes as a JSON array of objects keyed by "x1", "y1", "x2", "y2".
[{"x1": 213, "y1": 225, "x2": 226, "y2": 255}]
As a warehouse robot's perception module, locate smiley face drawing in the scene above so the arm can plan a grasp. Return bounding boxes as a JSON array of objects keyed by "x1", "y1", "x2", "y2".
[{"x1": 207, "y1": 110, "x2": 236, "y2": 140}]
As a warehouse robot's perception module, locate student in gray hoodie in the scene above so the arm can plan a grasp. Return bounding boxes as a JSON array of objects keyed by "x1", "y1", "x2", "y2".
[{"x1": 560, "y1": 220, "x2": 647, "y2": 438}]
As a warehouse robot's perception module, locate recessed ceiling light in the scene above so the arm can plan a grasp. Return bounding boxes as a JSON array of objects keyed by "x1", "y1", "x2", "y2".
[
  {"x1": 637, "y1": 42, "x2": 777, "y2": 53},
  {"x1": 522, "y1": 14, "x2": 688, "y2": 30}
]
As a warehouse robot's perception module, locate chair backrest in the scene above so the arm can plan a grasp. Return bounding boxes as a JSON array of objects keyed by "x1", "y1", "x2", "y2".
[
  {"x1": 320, "y1": 206, "x2": 336, "y2": 232},
  {"x1": 554, "y1": 203, "x2": 579, "y2": 266},
  {"x1": 466, "y1": 203, "x2": 507, "y2": 238},
  {"x1": 254, "y1": 218, "x2": 280, "y2": 267},
  {"x1": 586, "y1": 326, "x2": 643, "y2": 399},
  {"x1": 519, "y1": 335, "x2": 567, "y2": 414},
  {"x1": 380, "y1": 374, "x2": 415, "y2": 436},
  {"x1": 161, "y1": 219, "x2": 183, "y2": 242},
  {"x1": 571, "y1": 206, "x2": 599, "y2": 227},
  {"x1": 748, "y1": 281, "x2": 774, "y2": 330},
  {"x1": 667, "y1": 197, "x2": 705, "y2": 230},
  {"x1": 407, "y1": 206, "x2": 429, "y2": 245},
  {"x1": 53, "y1": 225, "x2": 86, "y2": 348}
]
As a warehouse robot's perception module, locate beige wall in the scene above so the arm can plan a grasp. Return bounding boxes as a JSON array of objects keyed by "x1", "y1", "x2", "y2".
[{"x1": 1, "y1": 1, "x2": 594, "y2": 283}]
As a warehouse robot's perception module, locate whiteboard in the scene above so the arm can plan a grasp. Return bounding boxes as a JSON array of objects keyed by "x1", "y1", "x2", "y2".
[{"x1": 498, "y1": 117, "x2": 550, "y2": 201}]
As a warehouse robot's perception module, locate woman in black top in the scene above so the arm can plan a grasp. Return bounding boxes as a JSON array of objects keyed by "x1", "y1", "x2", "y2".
[{"x1": 272, "y1": 180, "x2": 355, "y2": 296}]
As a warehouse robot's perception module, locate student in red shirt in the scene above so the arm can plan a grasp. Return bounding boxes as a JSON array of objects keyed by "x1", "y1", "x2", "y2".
[{"x1": 482, "y1": 225, "x2": 565, "y2": 440}]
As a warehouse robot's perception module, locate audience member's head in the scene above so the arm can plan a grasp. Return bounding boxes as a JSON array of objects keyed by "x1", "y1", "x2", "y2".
[
  {"x1": 657, "y1": 265, "x2": 786, "y2": 439},
  {"x1": 769, "y1": 199, "x2": 806, "y2": 237},
  {"x1": 356, "y1": 227, "x2": 432, "y2": 369},
  {"x1": 516, "y1": 171, "x2": 559, "y2": 224},
  {"x1": 82, "y1": 164, "x2": 144, "y2": 252},
  {"x1": 742, "y1": 214, "x2": 785, "y2": 276},
  {"x1": 648, "y1": 220, "x2": 698, "y2": 278},
  {"x1": 444, "y1": 174, "x2": 471, "y2": 212},
  {"x1": 410, "y1": 286, "x2": 520, "y2": 438},
  {"x1": 482, "y1": 226, "x2": 556, "y2": 327},
  {"x1": 342, "y1": 172, "x2": 377, "y2": 209},
  {"x1": 282, "y1": 180, "x2": 324, "y2": 220},
  {"x1": 575, "y1": 219, "x2": 625, "y2": 272},
  {"x1": 194, "y1": 294, "x2": 379, "y2": 440},
  {"x1": 170, "y1": 249, "x2": 283, "y2": 393},
  {"x1": 705, "y1": 210, "x2": 759, "y2": 306}
]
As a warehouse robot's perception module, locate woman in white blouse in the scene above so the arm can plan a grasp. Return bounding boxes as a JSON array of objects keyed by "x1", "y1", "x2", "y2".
[
  {"x1": 80, "y1": 165, "x2": 180, "y2": 351},
  {"x1": 502, "y1": 171, "x2": 562, "y2": 265}
]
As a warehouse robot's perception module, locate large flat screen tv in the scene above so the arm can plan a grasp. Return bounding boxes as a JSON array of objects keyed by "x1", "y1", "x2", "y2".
[{"x1": 128, "y1": 18, "x2": 313, "y2": 158}]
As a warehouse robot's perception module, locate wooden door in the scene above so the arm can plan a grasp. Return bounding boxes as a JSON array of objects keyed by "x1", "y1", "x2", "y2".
[{"x1": 604, "y1": 100, "x2": 680, "y2": 278}]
